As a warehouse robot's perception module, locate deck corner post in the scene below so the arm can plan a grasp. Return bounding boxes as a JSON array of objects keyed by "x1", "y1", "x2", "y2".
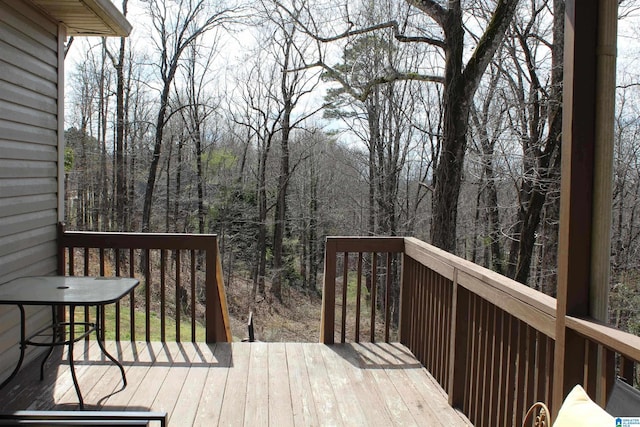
[
  {"x1": 206, "y1": 241, "x2": 216, "y2": 343},
  {"x1": 553, "y1": 0, "x2": 618, "y2": 414},
  {"x1": 320, "y1": 238, "x2": 337, "y2": 344},
  {"x1": 206, "y1": 236, "x2": 232, "y2": 343},
  {"x1": 57, "y1": 222, "x2": 66, "y2": 275},
  {"x1": 448, "y1": 269, "x2": 468, "y2": 408},
  {"x1": 398, "y1": 251, "x2": 410, "y2": 345}
]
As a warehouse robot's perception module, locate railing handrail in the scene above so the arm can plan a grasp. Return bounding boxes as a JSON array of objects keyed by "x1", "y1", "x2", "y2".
[
  {"x1": 404, "y1": 237, "x2": 557, "y2": 338},
  {"x1": 566, "y1": 315, "x2": 640, "y2": 363},
  {"x1": 60, "y1": 230, "x2": 220, "y2": 250}
]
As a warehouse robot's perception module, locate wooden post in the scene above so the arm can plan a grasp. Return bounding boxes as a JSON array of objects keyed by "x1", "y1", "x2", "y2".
[
  {"x1": 592, "y1": 0, "x2": 618, "y2": 404},
  {"x1": 206, "y1": 237, "x2": 232, "y2": 343},
  {"x1": 448, "y1": 270, "x2": 470, "y2": 409},
  {"x1": 553, "y1": 0, "x2": 597, "y2": 415},
  {"x1": 553, "y1": 0, "x2": 618, "y2": 414},
  {"x1": 590, "y1": 0, "x2": 617, "y2": 324},
  {"x1": 320, "y1": 238, "x2": 337, "y2": 344}
]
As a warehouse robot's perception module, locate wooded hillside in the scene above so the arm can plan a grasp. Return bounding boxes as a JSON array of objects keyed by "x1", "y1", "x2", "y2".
[{"x1": 63, "y1": 0, "x2": 640, "y2": 337}]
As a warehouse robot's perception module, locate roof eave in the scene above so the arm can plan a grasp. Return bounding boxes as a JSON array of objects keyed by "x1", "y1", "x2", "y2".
[{"x1": 30, "y1": 0, "x2": 132, "y2": 37}]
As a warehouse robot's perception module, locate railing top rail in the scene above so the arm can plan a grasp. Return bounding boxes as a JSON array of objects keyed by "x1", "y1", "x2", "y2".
[
  {"x1": 404, "y1": 237, "x2": 557, "y2": 338},
  {"x1": 326, "y1": 236, "x2": 405, "y2": 253},
  {"x1": 60, "y1": 230, "x2": 219, "y2": 250},
  {"x1": 567, "y1": 316, "x2": 640, "y2": 363}
]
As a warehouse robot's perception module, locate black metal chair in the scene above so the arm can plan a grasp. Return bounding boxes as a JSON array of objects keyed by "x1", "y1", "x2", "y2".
[{"x1": 606, "y1": 378, "x2": 640, "y2": 417}]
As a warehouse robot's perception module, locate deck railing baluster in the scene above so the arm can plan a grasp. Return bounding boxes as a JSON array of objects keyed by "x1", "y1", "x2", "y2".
[
  {"x1": 129, "y1": 248, "x2": 136, "y2": 342},
  {"x1": 175, "y1": 250, "x2": 181, "y2": 342},
  {"x1": 355, "y1": 253, "x2": 362, "y2": 343},
  {"x1": 144, "y1": 249, "x2": 151, "y2": 342},
  {"x1": 160, "y1": 249, "x2": 166, "y2": 343},
  {"x1": 341, "y1": 252, "x2": 348, "y2": 344},
  {"x1": 190, "y1": 249, "x2": 196, "y2": 342}
]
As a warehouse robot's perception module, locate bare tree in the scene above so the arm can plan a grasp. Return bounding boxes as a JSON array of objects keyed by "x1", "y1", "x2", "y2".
[
  {"x1": 501, "y1": 0, "x2": 563, "y2": 288},
  {"x1": 141, "y1": 0, "x2": 236, "y2": 233},
  {"x1": 104, "y1": 0, "x2": 129, "y2": 231},
  {"x1": 291, "y1": 0, "x2": 520, "y2": 252}
]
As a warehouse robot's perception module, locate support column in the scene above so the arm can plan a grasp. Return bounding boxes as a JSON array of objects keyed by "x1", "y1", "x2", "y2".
[{"x1": 553, "y1": 0, "x2": 618, "y2": 414}]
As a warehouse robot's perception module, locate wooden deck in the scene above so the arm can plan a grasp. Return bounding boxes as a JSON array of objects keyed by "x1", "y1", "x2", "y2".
[{"x1": 0, "y1": 341, "x2": 471, "y2": 426}]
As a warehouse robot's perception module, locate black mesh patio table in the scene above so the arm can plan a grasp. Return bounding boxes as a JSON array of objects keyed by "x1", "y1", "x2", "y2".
[{"x1": 0, "y1": 276, "x2": 139, "y2": 409}]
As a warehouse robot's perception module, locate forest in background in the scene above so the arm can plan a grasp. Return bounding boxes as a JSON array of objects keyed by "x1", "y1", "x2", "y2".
[{"x1": 62, "y1": 0, "x2": 640, "y2": 337}]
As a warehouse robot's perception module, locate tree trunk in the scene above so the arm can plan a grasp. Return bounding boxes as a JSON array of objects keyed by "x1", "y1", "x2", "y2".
[
  {"x1": 141, "y1": 80, "x2": 171, "y2": 233},
  {"x1": 430, "y1": 4, "x2": 465, "y2": 252},
  {"x1": 272, "y1": 91, "x2": 292, "y2": 300},
  {"x1": 507, "y1": 0, "x2": 564, "y2": 285},
  {"x1": 114, "y1": 1, "x2": 127, "y2": 231}
]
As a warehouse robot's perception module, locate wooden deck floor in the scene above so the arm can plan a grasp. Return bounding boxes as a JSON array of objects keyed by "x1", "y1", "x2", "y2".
[{"x1": 0, "y1": 341, "x2": 471, "y2": 426}]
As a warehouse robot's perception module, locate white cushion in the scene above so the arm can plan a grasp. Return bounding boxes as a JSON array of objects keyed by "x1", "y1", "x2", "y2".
[{"x1": 553, "y1": 385, "x2": 614, "y2": 427}]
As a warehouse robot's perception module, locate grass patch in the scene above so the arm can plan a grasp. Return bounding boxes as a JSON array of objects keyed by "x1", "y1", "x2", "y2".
[{"x1": 73, "y1": 305, "x2": 206, "y2": 342}]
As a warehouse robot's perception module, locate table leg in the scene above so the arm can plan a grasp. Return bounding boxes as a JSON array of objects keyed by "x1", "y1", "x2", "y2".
[
  {"x1": 39, "y1": 306, "x2": 57, "y2": 380},
  {"x1": 95, "y1": 305, "x2": 127, "y2": 387},
  {"x1": 0, "y1": 305, "x2": 26, "y2": 389},
  {"x1": 68, "y1": 305, "x2": 84, "y2": 409}
]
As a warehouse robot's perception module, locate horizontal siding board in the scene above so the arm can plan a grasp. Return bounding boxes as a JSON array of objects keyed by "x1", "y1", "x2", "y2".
[
  {"x1": 0, "y1": 119, "x2": 58, "y2": 145},
  {"x1": 0, "y1": 211, "x2": 57, "y2": 237},
  {"x1": 0, "y1": 60, "x2": 57, "y2": 100},
  {"x1": 1, "y1": 1, "x2": 58, "y2": 38},
  {"x1": 0, "y1": 140, "x2": 57, "y2": 162},
  {"x1": 0, "y1": 41, "x2": 57, "y2": 84},
  {"x1": 0, "y1": 194, "x2": 57, "y2": 218},
  {"x1": 0, "y1": 159, "x2": 57, "y2": 178},
  {"x1": 0, "y1": 242, "x2": 58, "y2": 283},
  {"x1": 0, "y1": 16, "x2": 57, "y2": 66},
  {"x1": 0, "y1": 99, "x2": 57, "y2": 130},
  {"x1": 0, "y1": 305, "x2": 49, "y2": 340},
  {"x1": 0, "y1": 81, "x2": 57, "y2": 115},
  {"x1": 0, "y1": 178, "x2": 58, "y2": 198},
  {"x1": 0, "y1": 225, "x2": 56, "y2": 258},
  {"x1": 0, "y1": 57, "x2": 58, "y2": 98}
]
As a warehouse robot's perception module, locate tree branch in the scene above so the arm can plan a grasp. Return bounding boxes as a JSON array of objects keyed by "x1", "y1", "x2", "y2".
[
  {"x1": 406, "y1": 0, "x2": 448, "y2": 28},
  {"x1": 462, "y1": 0, "x2": 520, "y2": 100},
  {"x1": 312, "y1": 20, "x2": 446, "y2": 50},
  {"x1": 317, "y1": 62, "x2": 444, "y2": 102}
]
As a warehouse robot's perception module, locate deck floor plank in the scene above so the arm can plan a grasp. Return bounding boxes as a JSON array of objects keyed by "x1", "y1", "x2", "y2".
[
  {"x1": 0, "y1": 342, "x2": 471, "y2": 426},
  {"x1": 170, "y1": 343, "x2": 216, "y2": 426},
  {"x1": 359, "y1": 343, "x2": 446, "y2": 426},
  {"x1": 351, "y1": 342, "x2": 423, "y2": 426},
  {"x1": 302, "y1": 341, "x2": 344, "y2": 426},
  {"x1": 54, "y1": 340, "x2": 131, "y2": 410},
  {"x1": 99, "y1": 342, "x2": 163, "y2": 410},
  {"x1": 267, "y1": 342, "x2": 294, "y2": 427},
  {"x1": 34, "y1": 340, "x2": 96, "y2": 410},
  {"x1": 327, "y1": 344, "x2": 396, "y2": 426},
  {"x1": 284, "y1": 343, "x2": 320, "y2": 427},
  {"x1": 81, "y1": 341, "x2": 134, "y2": 409},
  {"x1": 192, "y1": 343, "x2": 232, "y2": 427},
  {"x1": 244, "y1": 343, "x2": 269, "y2": 427},
  {"x1": 384, "y1": 342, "x2": 472, "y2": 426},
  {"x1": 319, "y1": 345, "x2": 369, "y2": 426},
  {"x1": 216, "y1": 342, "x2": 251, "y2": 426},
  {"x1": 151, "y1": 342, "x2": 200, "y2": 420}
]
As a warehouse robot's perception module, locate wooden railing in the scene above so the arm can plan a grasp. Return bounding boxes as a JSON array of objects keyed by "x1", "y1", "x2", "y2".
[
  {"x1": 321, "y1": 236, "x2": 640, "y2": 426},
  {"x1": 320, "y1": 237, "x2": 404, "y2": 344},
  {"x1": 57, "y1": 224, "x2": 231, "y2": 343}
]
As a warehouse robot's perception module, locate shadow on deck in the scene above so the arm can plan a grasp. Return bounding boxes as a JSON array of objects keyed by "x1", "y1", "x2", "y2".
[{"x1": 0, "y1": 341, "x2": 471, "y2": 426}]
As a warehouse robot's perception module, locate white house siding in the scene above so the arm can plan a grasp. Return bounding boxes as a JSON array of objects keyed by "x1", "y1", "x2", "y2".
[{"x1": 0, "y1": 0, "x2": 61, "y2": 382}]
